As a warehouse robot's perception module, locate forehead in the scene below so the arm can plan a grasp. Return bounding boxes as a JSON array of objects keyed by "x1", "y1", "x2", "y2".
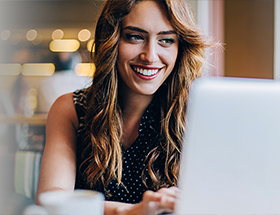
[{"x1": 122, "y1": 1, "x2": 174, "y2": 32}]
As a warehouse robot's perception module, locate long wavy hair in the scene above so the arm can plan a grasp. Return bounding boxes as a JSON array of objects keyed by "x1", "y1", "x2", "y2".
[{"x1": 81, "y1": 0, "x2": 211, "y2": 193}]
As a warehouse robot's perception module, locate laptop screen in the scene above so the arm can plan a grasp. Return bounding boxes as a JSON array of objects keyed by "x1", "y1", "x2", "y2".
[{"x1": 176, "y1": 77, "x2": 280, "y2": 215}]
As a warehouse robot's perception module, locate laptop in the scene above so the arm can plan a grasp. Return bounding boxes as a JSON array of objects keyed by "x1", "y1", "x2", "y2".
[{"x1": 176, "y1": 77, "x2": 280, "y2": 215}]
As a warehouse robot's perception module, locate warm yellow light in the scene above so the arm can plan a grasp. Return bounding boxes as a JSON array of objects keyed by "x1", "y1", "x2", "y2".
[
  {"x1": 78, "y1": 29, "x2": 91, "y2": 42},
  {"x1": 0, "y1": 64, "x2": 21, "y2": 75},
  {"x1": 49, "y1": 39, "x2": 80, "y2": 52},
  {"x1": 52, "y1": 29, "x2": 64, "y2": 40},
  {"x1": 26, "y1": 29, "x2": 37, "y2": 41},
  {"x1": 22, "y1": 63, "x2": 55, "y2": 76},
  {"x1": 75, "y1": 63, "x2": 95, "y2": 77},
  {"x1": 87, "y1": 39, "x2": 95, "y2": 52},
  {"x1": 1, "y1": 30, "x2": 10, "y2": 41}
]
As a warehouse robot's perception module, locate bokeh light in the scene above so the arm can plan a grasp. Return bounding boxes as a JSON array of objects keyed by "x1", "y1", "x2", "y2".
[
  {"x1": 52, "y1": 29, "x2": 64, "y2": 40},
  {"x1": 32, "y1": 34, "x2": 43, "y2": 45},
  {"x1": 0, "y1": 64, "x2": 21, "y2": 76},
  {"x1": 87, "y1": 39, "x2": 95, "y2": 52},
  {"x1": 11, "y1": 34, "x2": 22, "y2": 45},
  {"x1": 26, "y1": 29, "x2": 38, "y2": 42},
  {"x1": 75, "y1": 63, "x2": 95, "y2": 77},
  {"x1": 22, "y1": 63, "x2": 55, "y2": 76},
  {"x1": 78, "y1": 29, "x2": 91, "y2": 42},
  {"x1": 1, "y1": 30, "x2": 11, "y2": 41},
  {"x1": 49, "y1": 39, "x2": 80, "y2": 52}
]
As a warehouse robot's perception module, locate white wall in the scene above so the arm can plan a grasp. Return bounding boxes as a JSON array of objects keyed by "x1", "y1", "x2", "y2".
[
  {"x1": 188, "y1": 0, "x2": 224, "y2": 76},
  {"x1": 274, "y1": 0, "x2": 280, "y2": 79}
]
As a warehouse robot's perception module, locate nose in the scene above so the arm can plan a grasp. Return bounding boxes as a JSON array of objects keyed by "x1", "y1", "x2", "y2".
[{"x1": 139, "y1": 40, "x2": 159, "y2": 63}]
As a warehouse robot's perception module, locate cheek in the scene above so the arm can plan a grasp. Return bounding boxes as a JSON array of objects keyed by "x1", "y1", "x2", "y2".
[
  {"x1": 164, "y1": 48, "x2": 178, "y2": 68},
  {"x1": 118, "y1": 42, "x2": 138, "y2": 63},
  {"x1": 117, "y1": 43, "x2": 126, "y2": 63}
]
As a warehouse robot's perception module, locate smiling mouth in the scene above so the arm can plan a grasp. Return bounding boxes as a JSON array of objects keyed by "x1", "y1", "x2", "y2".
[{"x1": 132, "y1": 66, "x2": 161, "y2": 76}]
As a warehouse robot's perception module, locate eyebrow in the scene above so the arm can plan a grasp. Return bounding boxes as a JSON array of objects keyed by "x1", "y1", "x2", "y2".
[{"x1": 122, "y1": 26, "x2": 177, "y2": 35}]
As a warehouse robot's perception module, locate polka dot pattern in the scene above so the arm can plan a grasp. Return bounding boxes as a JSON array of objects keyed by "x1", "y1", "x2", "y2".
[{"x1": 73, "y1": 89, "x2": 161, "y2": 203}]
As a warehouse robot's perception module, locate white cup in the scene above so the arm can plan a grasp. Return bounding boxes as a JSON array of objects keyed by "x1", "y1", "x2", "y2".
[{"x1": 24, "y1": 190, "x2": 104, "y2": 215}]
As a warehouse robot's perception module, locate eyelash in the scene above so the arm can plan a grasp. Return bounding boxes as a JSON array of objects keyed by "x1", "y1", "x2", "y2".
[
  {"x1": 124, "y1": 33, "x2": 175, "y2": 46},
  {"x1": 125, "y1": 34, "x2": 144, "y2": 41},
  {"x1": 159, "y1": 38, "x2": 175, "y2": 45}
]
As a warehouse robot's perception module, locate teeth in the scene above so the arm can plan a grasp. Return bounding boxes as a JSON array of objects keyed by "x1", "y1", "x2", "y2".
[{"x1": 134, "y1": 67, "x2": 159, "y2": 76}]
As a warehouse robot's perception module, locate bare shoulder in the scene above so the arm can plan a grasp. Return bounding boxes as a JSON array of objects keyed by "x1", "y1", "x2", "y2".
[
  {"x1": 48, "y1": 92, "x2": 79, "y2": 130},
  {"x1": 36, "y1": 92, "x2": 79, "y2": 199}
]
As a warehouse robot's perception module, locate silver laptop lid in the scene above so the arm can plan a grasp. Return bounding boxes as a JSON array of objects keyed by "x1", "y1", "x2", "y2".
[{"x1": 176, "y1": 77, "x2": 280, "y2": 215}]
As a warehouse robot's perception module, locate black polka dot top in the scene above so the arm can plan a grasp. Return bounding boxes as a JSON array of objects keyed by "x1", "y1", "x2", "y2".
[{"x1": 73, "y1": 89, "x2": 162, "y2": 203}]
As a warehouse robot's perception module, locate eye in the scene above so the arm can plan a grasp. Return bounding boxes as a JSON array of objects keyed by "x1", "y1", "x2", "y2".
[
  {"x1": 125, "y1": 34, "x2": 144, "y2": 42},
  {"x1": 159, "y1": 38, "x2": 175, "y2": 46}
]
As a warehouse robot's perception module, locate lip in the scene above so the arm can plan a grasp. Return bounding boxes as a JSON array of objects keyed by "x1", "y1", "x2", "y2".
[{"x1": 131, "y1": 65, "x2": 162, "y2": 80}]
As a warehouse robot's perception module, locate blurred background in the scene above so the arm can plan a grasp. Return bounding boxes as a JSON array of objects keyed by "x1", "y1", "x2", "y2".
[{"x1": 0, "y1": 0, "x2": 279, "y2": 214}]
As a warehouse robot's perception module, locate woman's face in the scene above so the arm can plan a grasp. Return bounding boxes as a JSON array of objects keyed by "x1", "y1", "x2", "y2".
[{"x1": 117, "y1": 0, "x2": 179, "y2": 97}]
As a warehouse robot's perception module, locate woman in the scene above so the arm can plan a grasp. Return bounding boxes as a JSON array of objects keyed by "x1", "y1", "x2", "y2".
[{"x1": 36, "y1": 0, "x2": 210, "y2": 214}]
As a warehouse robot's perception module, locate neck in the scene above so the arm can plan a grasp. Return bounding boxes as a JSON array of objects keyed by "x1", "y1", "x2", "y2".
[
  {"x1": 122, "y1": 93, "x2": 153, "y2": 119},
  {"x1": 119, "y1": 84, "x2": 154, "y2": 149}
]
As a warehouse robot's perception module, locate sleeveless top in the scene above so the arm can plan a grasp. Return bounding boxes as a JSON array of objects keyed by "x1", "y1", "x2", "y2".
[{"x1": 73, "y1": 89, "x2": 162, "y2": 203}]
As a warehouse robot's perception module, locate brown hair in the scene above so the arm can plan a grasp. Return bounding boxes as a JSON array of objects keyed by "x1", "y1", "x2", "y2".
[{"x1": 81, "y1": 0, "x2": 211, "y2": 193}]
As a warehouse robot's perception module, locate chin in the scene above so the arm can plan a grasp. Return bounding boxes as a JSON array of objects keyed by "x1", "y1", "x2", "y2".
[{"x1": 136, "y1": 88, "x2": 159, "y2": 96}]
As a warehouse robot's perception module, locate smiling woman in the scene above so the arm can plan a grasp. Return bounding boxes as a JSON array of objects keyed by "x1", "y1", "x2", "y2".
[
  {"x1": 35, "y1": 0, "x2": 212, "y2": 215},
  {"x1": 117, "y1": 1, "x2": 179, "y2": 97}
]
